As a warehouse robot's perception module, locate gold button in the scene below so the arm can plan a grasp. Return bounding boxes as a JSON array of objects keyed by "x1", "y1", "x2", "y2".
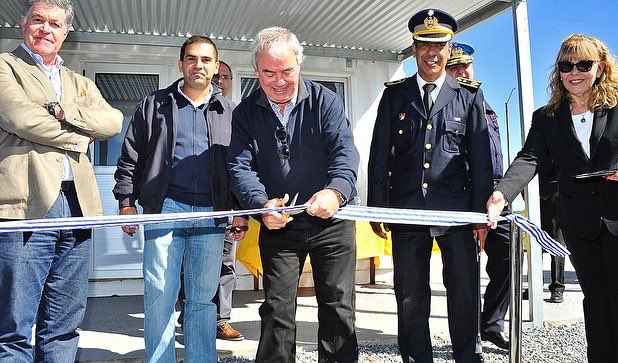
[
  {"x1": 398, "y1": 129, "x2": 403, "y2": 134},
  {"x1": 427, "y1": 124, "x2": 433, "y2": 130},
  {"x1": 423, "y1": 163, "x2": 430, "y2": 169},
  {"x1": 422, "y1": 182, "x2": 428, "y2": 189},
  {"x1": 425, "y1": 143, "x2": 432, "y2": 150}
]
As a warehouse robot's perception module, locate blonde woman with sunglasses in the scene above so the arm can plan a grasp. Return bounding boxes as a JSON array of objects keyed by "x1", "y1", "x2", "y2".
[{"x1": 487, "y1": 34, "x2": 618, "y2": 362}]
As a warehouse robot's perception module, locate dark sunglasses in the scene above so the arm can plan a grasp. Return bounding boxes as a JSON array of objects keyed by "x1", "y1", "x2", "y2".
[
  {"x1": 274, "y1": 125, "x2": 290, "y2": 159},
  {"x1": 557, "y1": 60, "x2": 595, "y2": 73},
  {"x1": 227, "y1": 225, "x2": 249, "y2": 234}
]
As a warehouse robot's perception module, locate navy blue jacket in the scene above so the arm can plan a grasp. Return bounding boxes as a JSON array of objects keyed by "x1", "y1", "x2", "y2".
[
  {"x1": 113, "y1": 79, "x2": 237, "y2": 225},
  {"x1": 484, "y1": 101, "x2": 504, "y2": 180},
  {"x1": 368, "y1": 74, "x2": 493, "y2": 231},
  {"x1": 228, "y1": 77, "x2": 359, "y2": 227}
]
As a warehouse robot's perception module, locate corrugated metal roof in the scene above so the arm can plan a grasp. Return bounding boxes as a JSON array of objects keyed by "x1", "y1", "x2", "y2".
[{"x1": 0, "y1": 0, "x2": 511, "y2": 59}]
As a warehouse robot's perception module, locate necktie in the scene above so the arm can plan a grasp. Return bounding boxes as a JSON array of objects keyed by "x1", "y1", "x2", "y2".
[{"x1": 423, "y1": 83, "x2": 437, "y2": 114}]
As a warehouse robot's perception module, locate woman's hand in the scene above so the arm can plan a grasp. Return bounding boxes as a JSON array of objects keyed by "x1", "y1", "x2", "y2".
[
  {"x1": 604, "y1": 170, "x2": 618, "y2": 181},
  {"x1": 486, "y1": 191, "x2": 507, "y2": 229}
]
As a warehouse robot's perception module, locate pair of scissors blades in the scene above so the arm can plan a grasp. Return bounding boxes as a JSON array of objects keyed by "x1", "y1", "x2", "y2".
[{"x1": 282, "y1": 192, "x2": 305, "y2": 217}]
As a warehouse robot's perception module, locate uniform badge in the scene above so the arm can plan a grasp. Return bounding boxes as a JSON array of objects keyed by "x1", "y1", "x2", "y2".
[
  {"x1": 80, "y1": 90, "x2": 87, "y2": 96},
  {"x1": 424, "y1": 10, "x2": 437, "y2": 29},
  {"x1": 399, "y1": 113, "x2": 406, "y2": 120}
]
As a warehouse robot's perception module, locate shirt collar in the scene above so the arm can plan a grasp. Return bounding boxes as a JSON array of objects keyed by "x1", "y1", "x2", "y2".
[
  {"x1": 20, "y1": 43, "x2": 63, "y2": 71},
  {"x1": 177, "y1": 79, "x2": 213, "y2": 108},
  {"x1": 416, "y1": 71, "x2": 447, "y2": 95},
  {"x1": 267, "y1": 92, "x2": 298, "y2": 116}
]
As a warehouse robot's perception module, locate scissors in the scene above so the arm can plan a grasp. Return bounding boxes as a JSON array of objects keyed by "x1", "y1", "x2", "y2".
[{"x1": 281, "y1": 192, "x2": 304, "y2": 218}]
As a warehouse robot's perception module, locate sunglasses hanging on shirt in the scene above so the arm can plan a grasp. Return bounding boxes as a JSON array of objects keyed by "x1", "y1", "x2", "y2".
[{"x1": 274, "y1": 125, "x2": 290, "y2": 159}]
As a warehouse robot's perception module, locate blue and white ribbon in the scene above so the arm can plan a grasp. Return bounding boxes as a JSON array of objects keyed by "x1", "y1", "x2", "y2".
[{"x1": 0, "y1": 204, "x2": 569, "y2": 257}]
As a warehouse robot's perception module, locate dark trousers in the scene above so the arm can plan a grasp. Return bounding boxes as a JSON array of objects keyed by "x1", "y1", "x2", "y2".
[
  {"x1": 213, "y1": 234, "x2": 237, "y2": 325},
  {"x1": 481, "y1": 220, "x2": 510, "y2": 333},
  {"x1": 256, "y1": 219, "x2": 358, "y2": 363},
  {"x1": 564, "y1": 222, "x2": 618, "y2": 363},
  {"x1": 0, "y1": 188, "x2": 90, "y2": 362},
  {"x1": 541, "y1": 192, "x2": 566, "y2": 293},
  {"x1": 392, "y1": 229, "x2": 481, "y2": 363}
]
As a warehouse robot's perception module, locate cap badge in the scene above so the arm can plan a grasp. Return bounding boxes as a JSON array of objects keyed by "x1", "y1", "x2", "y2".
[
  {"x1": 424, "y1": 10, "x2": 438, "y2": 29},
  {"x1": 452, "y1": 47, "x2": 464, "y2": 57}
]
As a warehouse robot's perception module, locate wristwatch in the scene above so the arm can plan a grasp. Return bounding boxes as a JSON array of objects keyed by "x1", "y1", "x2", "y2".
[
  {"x1": 328, "y1": 188, "x2": 346, "y2": 206},
  {"x1": 45, "y1": 102, "x2": 60, "y2": 118}
]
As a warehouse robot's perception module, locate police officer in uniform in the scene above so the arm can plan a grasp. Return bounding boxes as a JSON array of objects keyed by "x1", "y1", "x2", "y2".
[
  {"x1": 446, "y1": 42, "x2": 510, "y2": 350},
  {"x1": 368, "y1": 9, "x2": 493, "y2": 363}
]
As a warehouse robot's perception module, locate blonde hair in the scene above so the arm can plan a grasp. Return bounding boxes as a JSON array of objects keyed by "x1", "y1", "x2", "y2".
[{"x1": 546, "y1": 34, "x2": 618, "y2": 115}]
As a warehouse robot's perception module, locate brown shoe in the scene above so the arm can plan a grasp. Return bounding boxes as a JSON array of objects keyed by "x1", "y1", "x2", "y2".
[{"x1": 217, "y1": 322, "x2": 244, "y2": 341}]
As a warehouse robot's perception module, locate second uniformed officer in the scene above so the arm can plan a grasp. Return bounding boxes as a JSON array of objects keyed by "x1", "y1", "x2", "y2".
[
  {"x1": 446, "y1": 42, "x2": 511, "y2": 351},
  {"x1": 368, "y1": 9, "x2": 493, "y2": 363}
]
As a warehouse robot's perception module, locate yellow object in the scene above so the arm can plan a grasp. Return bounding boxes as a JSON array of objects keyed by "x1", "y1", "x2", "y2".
[{"x1": 236, "y1": 219, "x2": 393, "y2": 277}]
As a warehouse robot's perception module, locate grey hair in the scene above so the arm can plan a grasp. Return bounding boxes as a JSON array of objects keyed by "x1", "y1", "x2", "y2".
[
  {"x1": 251, "y1": 26, "x2": 304, "y2": 69},
  {"x1": 22, "y1": 0, "x2": 74, "y2": 29}
]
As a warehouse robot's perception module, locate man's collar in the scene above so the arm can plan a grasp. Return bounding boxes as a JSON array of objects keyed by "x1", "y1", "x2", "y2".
[
  {"x1": 177, "y1": 79, "x2": 214, "y2": 108},
  {"x1": 416, "y1": 71, "x2": 447, "y2": 91},
  {"x1": 267, "y1": 92, "x2": 298, "y2": 113},
  {"x1": 20, "y1": 43, "x2": 63, "y2": 70}
]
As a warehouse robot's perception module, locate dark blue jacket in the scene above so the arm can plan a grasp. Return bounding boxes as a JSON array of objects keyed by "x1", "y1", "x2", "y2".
[
  {"x1": 368, "y1": 74, "x2": 493, "y2": 231},
  {"x1": 228, "y1": 77, "x2": 359, "y2": 227},
  {"x1": 113, "y1": 79, "x2": 237, "y2": 225},
  {"x1": 484, "y1": 101, "x2": 504, "y2": 180}
]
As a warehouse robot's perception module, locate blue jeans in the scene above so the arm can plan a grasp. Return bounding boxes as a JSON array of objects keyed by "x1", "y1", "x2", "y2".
[
  {"x1": 143, "y1": 198, "x2": 224, "y2": 363},
  {"x1": 0, "y1": 189, "x2": 91, "y2": 362}
]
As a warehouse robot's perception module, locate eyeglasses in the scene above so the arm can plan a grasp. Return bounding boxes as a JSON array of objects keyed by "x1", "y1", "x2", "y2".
[
  {"x1": 274, "y1": 125, "x2": 290, "y2": 159},
  {"x1": 227, "y1": 225, "x2": 249, "y2": 234},
  {"x1": 213, "y1": 74, "x2": 232, "y2": 81},
  {"x1": 557, "y1": 60, "x2": 595, "y2": 73}
]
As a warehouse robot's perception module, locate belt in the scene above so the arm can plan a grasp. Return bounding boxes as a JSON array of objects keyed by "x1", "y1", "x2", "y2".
[{"x1": 60, "y1": 181, "x2": 75, "y2": 191}]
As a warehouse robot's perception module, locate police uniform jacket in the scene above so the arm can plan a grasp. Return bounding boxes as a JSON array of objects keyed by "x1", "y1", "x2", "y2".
[
  {"x1": 368, "y1": 74, "x2": 493, "y2": 232},
  {"x1": 496, "y1": 103, "x2": 618, "y2": 240}
]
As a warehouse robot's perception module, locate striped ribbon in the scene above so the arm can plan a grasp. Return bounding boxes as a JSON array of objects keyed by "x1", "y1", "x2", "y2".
[{"x1": 0, "y1": 204, "x2": 569, "y2": 257}]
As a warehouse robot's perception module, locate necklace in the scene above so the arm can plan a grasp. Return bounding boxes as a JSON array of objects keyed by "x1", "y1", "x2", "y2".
[{"x1": 580, "y1": 114, "x2": 586, "y2": 123}]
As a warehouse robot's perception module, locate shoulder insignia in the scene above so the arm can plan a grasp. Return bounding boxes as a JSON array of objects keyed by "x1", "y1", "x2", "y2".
[
  {"x1": 456, "y1": 77, "x2": 482, "y2": 89},
  {"x1": 384, "y1": 78, "x2": 407, "y2": 87}
]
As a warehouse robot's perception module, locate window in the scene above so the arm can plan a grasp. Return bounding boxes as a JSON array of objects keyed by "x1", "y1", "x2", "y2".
[{"x1": 93, "y1": 73, "x2": 159, "y2": 166}]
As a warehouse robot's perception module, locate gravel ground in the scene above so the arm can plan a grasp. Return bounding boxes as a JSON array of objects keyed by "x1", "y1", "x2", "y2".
[{"x1": 219, "y1": 322, "x2": 587, "y2": 363}]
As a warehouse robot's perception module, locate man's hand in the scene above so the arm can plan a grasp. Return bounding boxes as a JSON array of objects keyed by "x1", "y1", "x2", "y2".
[
  {"x1": 486, "y1": 190, "x2": 507, "y2": 229},
  {"x1": 370, "y1": 221, "x2": 389, "y2": 239},
  {"x1": 605, "y1": 170, "x2": 618, "y2": 181},
  {"x1": 262, "y1": 194, "x2": 293, "y2": 230},
  {"x1": 473, "y1": 224, "x2": 489, "y2": 251},
  {"x1": 306, "y1": 189, "x2": 340, "y2": 219},
  {"x1": 119, "y1": 206, "x2": 139, "y2": 236},
  {"x1": 229, "y1": 216, "x2": 249, "y2": 241}
]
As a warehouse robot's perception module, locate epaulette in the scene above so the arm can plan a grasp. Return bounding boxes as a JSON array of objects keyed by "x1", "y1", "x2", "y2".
[
  {"x1": 456, "y1": 77, "x2": 482, "y2": 89},
  {"x1": 383, "y1": 78, "x2": 407, "y2": 87}
]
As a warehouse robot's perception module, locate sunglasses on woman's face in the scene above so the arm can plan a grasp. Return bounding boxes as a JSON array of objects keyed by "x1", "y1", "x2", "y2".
[{"x1": 557, "y1": 60, "x2": 595, "y2": 73}]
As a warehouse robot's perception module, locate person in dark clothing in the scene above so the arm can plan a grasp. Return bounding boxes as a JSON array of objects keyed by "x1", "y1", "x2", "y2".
[
  {"x1": 539, "y1": 160, "x2": 566, "y2": 303},
  {"x1": 368, "y1": 10, "x2": 493, "y2": 363},
  {"x1": 446, "y1": 41, "x2": 510, "y2": 350},
  {"x1": 487, "y1": 34, "x2": 618, "y2": 363},
  {"x1": 227, "y1": 26, "x2": 360, "y2": 363},
  {"x1": 113, "y1": 36, "x2": 247, "y2": 363}
]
